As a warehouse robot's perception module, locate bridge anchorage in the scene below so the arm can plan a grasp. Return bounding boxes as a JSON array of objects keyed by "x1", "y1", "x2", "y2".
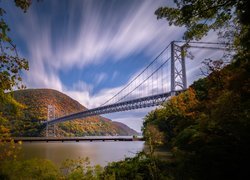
[{"x1": 44, "y1": 41, "x2": 227, "y2": 136}]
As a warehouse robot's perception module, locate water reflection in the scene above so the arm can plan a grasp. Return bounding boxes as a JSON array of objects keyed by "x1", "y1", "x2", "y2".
[{"x1": 20, "y1": 141, "x2": 144, "y2": 166}]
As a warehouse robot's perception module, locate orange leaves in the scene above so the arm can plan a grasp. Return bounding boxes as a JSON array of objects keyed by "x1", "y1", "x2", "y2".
[
  {"x1": 168, "y1": 88, "x2": 198, "y2": 118},
  {"x1": 0, "y1": 124, "x2": 10, "y2": 137}
]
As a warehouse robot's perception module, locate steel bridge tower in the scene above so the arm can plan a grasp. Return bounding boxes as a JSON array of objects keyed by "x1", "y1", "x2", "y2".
[
  {"x1": 45, "y1": 41, "x2": 188, "y2": 125},
  {"x1": 171, "y1": 41, "x2": 187, "y2": 94},
  {"x1": 46, "y1": 105, "x2": 56, "y2": 137}
]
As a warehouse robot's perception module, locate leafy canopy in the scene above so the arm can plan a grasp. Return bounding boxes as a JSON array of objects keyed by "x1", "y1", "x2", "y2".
[
  {"x1": 0, "y1": 0, "x2": 30, "y2": 92},
  {"x1": 0, "y1": 0, "x2": 31, "y2": 162},
  {"x1": 155, "y1": 0, "x2": 250, "y2": 60}
]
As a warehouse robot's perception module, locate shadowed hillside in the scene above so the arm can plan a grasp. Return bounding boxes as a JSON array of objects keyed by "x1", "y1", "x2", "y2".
[{"x1": 12, "y1": 89, "x2": 138, "y2": 137}]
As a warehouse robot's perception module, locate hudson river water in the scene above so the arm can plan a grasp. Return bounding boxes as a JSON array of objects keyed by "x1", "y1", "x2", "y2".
[{"x1": 20, "y1": 138, "x2": 144, "y2": 166}]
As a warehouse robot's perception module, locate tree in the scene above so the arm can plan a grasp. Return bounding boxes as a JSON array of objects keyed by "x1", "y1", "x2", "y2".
[
  {"x1": 0, "y1": 0, "x2": 31, "y2": 162},
  {"x1": 0, "y1": 158, "x2": 61, "y2": 179},
  {"x1": 0, "y1": 0, "x2": 30, "y2": 92},
  {"x1": 155, "y1": 0, "x2": 250, "y2": 60},
  {"x1": 144, "y1": 124, "x2": 165, "y2": 156},
  {"x1": 60, "y1": 157, "x2": 103, "y2": 180}
]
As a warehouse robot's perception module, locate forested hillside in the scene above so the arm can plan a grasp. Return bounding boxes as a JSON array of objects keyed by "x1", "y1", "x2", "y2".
[
  {"x1": 140, "y1": 59, "x2": 250, "y2": 179},
  {"x1": 11, "y1": 89, "x2": 138, "y2": 137}
]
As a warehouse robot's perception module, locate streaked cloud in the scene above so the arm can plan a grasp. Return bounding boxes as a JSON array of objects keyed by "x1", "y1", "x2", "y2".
[
  {"x1": 5, "y1": 0, "x2": 225, "y2": 131},
  {"x1": 95, "y1": 73, "x2": 108, "y2": 85},
  {"x1": 72, "y1": 81, "x2": 93, "y2": 92}
]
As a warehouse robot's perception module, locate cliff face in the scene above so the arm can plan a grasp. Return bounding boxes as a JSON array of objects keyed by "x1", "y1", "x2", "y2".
[{"x1": 12, "y1": 89, "x2": 138, "y2": 137}]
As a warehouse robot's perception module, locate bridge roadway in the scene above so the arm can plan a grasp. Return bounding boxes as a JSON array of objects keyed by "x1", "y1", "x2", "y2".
[
  {"x1": 44, "y1": 91, "x2": 181, "y2": 125},
  {"x1": 9, "y1": 136, "x2": 143, "y2": 143}
]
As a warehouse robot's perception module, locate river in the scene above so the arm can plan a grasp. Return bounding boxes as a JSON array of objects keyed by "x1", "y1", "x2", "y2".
[{"x1": 19, "y1": 137, "x2": 144, "y2": 166}]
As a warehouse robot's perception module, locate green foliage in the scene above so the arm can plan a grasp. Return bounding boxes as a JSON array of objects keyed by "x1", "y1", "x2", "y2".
[
  {"x1": 0, "y1": 159, "x2": 61, "y2": 179},
  {"x1": 61, "y1": 157, "x2": 103, "y2": 180},
  {"x1": 102, "y1": 152, "x2": 173, "y2": 180},
  {"x1": 191, "y1": 78, "x2": 208, "y2": 101},
  {"x1": 152, "y1": 3, "x2": 250, "y2": 177},
  {"x1": 142, "y1": 60, "x2": 250, "y2": 179},
  {"x1": 0, "y1": 0, "x2": 30, "y2": 163},
  {"x1": 155, "y1": 0, "x2": 250, "y2": 61},
  {"x1": 14, "y1": 0, "x2": 32, "y2": 13},
  {"x1": 0, "y1": 157, "x2": 104, "y2": 179},
  {"x1": 0, "y1": 91, "x2": 24, "y2": 161},
  {"x1": 144, "y1": 124, "x2": 165, "y2": 156},
  {"x1": 0, "y1": 1, "x2": 29, "y2": 92},
  {"x1": 155, "y1": 0, "x2": 233, "y2": 39}
]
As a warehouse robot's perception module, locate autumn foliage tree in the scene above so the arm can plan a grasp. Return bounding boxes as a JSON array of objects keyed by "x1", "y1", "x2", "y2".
[
  {"x1": 142, "y1": 3, "x2": 250, "y2": 177},
  {"x1": 0, "y1": 0, "x2": 31, "y2": 162}
]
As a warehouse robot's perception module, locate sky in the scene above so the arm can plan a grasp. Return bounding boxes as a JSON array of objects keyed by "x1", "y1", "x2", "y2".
[{"x1": 3, "y1": 0, "x2": 225, "y2": 132}]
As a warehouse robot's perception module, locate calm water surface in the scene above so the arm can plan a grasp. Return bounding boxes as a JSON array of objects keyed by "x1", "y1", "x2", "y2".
[{"x1": 20, "y1": 138, "x2": 144, "y2": 166}]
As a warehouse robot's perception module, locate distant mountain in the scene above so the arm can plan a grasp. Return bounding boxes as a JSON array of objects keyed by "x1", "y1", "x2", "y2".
[
  {"x1": 12, "y1": 89, "x2": 139, "y2": 137},
  {"x1": 112, "y1": 121, "x2": 139, "y2": 136}
]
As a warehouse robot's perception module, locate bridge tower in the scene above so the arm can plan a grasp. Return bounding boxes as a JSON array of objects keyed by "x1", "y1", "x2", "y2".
[
  {"x1": 171, "y1": 41, "x2": 187, "y2": 95},
  {"x1": 46, "y1": 105, "x2": 56, "y2": 137}
]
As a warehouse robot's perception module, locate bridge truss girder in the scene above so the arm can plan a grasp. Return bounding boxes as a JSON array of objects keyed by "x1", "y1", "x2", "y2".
[{"x1": 45, "y1": 91, "x2": 181, "y2": 125}]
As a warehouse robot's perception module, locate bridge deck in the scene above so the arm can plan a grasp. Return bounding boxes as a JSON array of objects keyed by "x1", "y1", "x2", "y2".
[
  {"x1": 6, "y1": 137, "x2": 144, "y2": 143},
  {"x1": 45, "y1": 91, "x2": 182, "y2": 125}
]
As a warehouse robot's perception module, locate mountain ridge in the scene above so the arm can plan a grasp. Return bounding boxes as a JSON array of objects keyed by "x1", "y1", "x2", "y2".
[{"x1": 12, "y1": 88, "x2": 139, "y2": 137}]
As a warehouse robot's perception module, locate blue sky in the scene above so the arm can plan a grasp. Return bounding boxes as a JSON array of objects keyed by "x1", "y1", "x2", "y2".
[{"x1": 3, "y1": 0, "x2": 225, "y2": 132}]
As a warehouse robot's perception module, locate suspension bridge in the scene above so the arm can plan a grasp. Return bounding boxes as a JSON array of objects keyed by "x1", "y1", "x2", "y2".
[{"x1": 44, "y1": 41, "x2": 227, "y2": 136}]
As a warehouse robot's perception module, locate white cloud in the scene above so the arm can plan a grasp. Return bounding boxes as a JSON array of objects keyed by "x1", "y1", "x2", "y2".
[
  {"x1": 64, "y1": 85, "x2": 123, "y2": 109},
  {"x1": 95, "y1": 73, "x2": 108, "y2": 85},
  {"x1": 17, "y1": 1, "x2": 184, "y2": 72},
  {"x1": 72, "y1": 80, "x2": 93, "y2": 92},
  {"x1": 64, "y1": 90, "x2": 91, "y2": 108},
  {"x1": 10, "y1": 1, "x2": 182, "y2": 92}
]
